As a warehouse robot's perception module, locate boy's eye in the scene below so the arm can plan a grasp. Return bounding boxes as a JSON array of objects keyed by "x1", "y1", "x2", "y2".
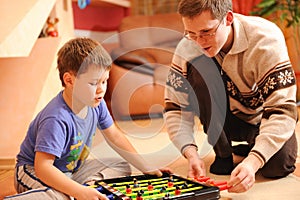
[{"x1": 89, "y1": 83, "x2": 97, "y2": 86}]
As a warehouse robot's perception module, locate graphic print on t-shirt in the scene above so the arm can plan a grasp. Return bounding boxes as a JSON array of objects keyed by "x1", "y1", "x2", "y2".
[{"x1": 66, "y1": 132, "x2": 84, "y2": 171}]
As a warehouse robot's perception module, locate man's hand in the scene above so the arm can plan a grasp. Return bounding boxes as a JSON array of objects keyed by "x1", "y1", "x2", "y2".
[
  {"x1": 187, "y1": 157, "x2": 206, "y2": 178},
  {"x1": 184, "y1": 146, "x2": 206, "y2": 178},
  {"x1": 227, "y1": 154, "x2": 261, "y2": 193}
]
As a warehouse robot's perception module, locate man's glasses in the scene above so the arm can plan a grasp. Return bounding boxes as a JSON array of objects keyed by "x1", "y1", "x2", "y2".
[{"x1": 183, "y1": 20, "x2": 222, "y2": 41}]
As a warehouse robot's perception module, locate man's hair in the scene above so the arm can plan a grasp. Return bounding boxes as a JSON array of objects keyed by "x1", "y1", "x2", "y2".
[
  {"x1": 57, "y1": 37, "x2": 112, "y2": 87},
  {"x1": 178, "y1": 0, "x2": 232, "y2": 20}
]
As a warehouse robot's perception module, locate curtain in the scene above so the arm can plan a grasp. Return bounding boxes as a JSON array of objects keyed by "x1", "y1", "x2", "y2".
[{"x1": 232, "y1": 0, "x2": 262, "y2": 15}]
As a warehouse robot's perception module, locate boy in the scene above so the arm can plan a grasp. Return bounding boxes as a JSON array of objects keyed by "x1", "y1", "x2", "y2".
[{"x1": 5, "y1": 38, "x2": 163, "y2": 200}]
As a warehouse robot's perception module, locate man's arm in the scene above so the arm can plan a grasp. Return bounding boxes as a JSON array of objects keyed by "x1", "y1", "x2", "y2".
[{"x1": 164, "y1": 38, "x2": 206, "y2": 177}]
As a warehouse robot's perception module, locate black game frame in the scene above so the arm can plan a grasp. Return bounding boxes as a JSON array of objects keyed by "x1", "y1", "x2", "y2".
[{"x1": 90, "y1": 172, "x2": 220, "y2": 200}]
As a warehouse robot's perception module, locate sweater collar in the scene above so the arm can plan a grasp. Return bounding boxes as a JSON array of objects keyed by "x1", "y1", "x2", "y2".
[{"x1": 229, "y1": 14, "x2": 248, "y2": 55}]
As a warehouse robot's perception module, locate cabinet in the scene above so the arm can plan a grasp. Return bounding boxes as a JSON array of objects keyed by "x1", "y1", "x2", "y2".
[
  {"x1": 72, "y1": 0, "x2": 130, "y2": 32},
  {"x1": 0, "y1": 0, "x2": 74, "y2": 167}
]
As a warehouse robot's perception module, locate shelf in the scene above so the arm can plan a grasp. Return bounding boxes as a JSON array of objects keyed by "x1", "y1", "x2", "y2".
[
  {"x1": 72, "y1": 0, "x2": 130, "y2": 8},
  {"x1": 95, "y1": 0, "x2": 130, "y2": 7},
  {"x1": 0, "y1": 0, "x2": 56, "y2": 57}
]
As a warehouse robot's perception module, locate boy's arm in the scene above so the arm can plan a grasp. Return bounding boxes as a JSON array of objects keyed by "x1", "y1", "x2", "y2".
[
  {"x1": 101, "y1": 123, "x2": 163, "y2": 176},
  {"x1": 34, "y1": 151, "x2": 108, "y2": 200}
]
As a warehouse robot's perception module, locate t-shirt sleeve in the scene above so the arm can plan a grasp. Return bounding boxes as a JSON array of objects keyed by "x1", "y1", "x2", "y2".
[
  {"x1": 97, "y1": 100, "x2": 114, "y2": 130},
  {"x1": 35, "y1": 117, "x2": 67, "y2": 158}
]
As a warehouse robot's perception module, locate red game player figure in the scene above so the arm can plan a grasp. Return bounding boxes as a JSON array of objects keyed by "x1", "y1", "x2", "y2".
[
  {"x1": 136, "y1": 191, "x2": 143, "y2": 200},
  {"x1": 147, "y1": 181, "x2": 154, "y2": 191},
  {"x1": 175, "y1": 186, "x2": 181, "y2": 195},
  {"x1": 167, "y1": 179, "x2": 174, "y2": 188},
  {"x1": 125, "y1": 184, "x2": 132, "y2": 194}
]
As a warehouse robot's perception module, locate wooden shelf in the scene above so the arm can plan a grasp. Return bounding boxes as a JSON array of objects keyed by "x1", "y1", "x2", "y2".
[
  {"x1": 0, "y1": 0, "x2": 56, "y2": 57},
  {"x1": 72, "y1": 0, "x2": 130, "y2": 8}
]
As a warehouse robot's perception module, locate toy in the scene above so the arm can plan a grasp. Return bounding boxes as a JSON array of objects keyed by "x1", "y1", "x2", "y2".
[
  {"x1": 44, "y1": 17, "x2": 59, "y2": 37},
  {"x1": 88, "y1": 173, "x2": 220, "y2": 200}
]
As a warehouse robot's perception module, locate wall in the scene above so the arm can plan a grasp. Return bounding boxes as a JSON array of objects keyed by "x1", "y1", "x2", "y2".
[{"x1": 0, "y1": 0, "x2": 74, "y2": 166}]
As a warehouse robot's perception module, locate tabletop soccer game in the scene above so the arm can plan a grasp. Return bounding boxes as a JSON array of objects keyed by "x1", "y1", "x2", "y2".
[{"x1": 87, "y1": 172, "x2": 226, "y2": 200}]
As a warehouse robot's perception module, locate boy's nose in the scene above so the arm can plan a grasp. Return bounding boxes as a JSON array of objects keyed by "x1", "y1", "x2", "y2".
[{"x1": 96, "y1": 84, "x2": 105, "y2": 93}]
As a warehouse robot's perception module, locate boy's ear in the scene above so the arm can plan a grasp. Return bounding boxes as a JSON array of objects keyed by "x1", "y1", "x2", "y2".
[{"x1": 63, "y1": 72, "x2": 75, "y2": 87}]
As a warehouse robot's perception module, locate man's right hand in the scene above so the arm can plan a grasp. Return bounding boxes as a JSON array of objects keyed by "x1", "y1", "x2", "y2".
[
  {"x1": 184, "y1": 146, "x2": 206, "y2": 178},
  {"x1": 187, "y1": 156, "x2": 206, "y2": 178}
]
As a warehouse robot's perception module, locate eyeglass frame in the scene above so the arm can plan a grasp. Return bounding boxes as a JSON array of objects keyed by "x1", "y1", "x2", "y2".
[{"x1": 183, "y1": 19, "x2": 223, "y2": 41}]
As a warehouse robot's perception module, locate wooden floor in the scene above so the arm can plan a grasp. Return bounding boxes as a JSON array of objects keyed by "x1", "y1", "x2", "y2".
[
  {"x1": 0, "y1": 169, "x2": 15, "y2": 199},
  {"x1": 1, "y1": 160, "x2": 300, "y2": 199}
]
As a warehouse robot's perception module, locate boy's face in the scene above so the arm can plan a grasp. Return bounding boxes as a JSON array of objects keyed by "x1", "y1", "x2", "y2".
[{"x1": 72, "y1": 65, "x2": 109, "y2": 108}]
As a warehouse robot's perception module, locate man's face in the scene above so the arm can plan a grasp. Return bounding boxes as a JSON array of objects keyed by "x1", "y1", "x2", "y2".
[
  {"x1": 73, "y1": 65, "x2": 109, "y2": 109},
  {"x1": 182, "y1": 10, "x2": 230, "y2": 57}
]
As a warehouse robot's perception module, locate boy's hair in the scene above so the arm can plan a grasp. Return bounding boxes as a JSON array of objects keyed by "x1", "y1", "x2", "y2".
[
  {"x1": 57, "y1": 37, "x2": 112, "y2": 87},
  {"x1": 178, "y1": 0, "x2": 232, "y2": 20}
]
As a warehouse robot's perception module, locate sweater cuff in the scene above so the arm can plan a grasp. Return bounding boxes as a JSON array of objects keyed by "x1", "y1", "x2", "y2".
[
  {"x1": 249, "y1": 150, "x2": 266, "y2": 168},
  {"x1": 181, "y1": 143, "x2": 198, "y2": 157}
]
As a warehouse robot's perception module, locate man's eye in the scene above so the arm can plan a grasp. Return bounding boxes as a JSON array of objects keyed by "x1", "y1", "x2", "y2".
[{"x1": 89, "y1": 83, "x2": 97, "y2": 86}]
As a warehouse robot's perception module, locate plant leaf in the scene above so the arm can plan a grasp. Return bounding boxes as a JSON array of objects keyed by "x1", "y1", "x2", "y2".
[{"x1": 256, "y1": 0, "x2": 276, "y2": 8}]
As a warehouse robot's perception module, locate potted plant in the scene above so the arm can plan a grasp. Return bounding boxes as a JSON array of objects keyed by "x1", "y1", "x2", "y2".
[{"x1": 252, "y1": 0, "x2": 300, "y2": 99}]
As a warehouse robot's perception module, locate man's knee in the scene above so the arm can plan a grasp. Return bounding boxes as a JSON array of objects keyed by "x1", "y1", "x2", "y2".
[
  {"x1": 260, "y1": 163, "x2": 296, "y2": 178},
  {"x1": 260, "y1": 134, "x2": 297, "y2": 178}
]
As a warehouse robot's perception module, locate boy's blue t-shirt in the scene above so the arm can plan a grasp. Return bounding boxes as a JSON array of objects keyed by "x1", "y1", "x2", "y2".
[{"x1": 16, "y1": 91, "x2": 113, "y2": 173}]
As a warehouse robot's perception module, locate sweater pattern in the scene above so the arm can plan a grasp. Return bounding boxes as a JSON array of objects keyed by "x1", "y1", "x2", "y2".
[{"x1": 221, "y1": 62, "x2": 295, "y2": 109}]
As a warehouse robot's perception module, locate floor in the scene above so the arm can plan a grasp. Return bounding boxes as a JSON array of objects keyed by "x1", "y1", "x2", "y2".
[
  {"x1": 1, "y1": 114, "x2": 300, "y2": 199},
  {"x1": 91, "y1": 115, "x2": 300, "y2": 199},
  {"x1": 0, "y1": 170, "x2": 15, "y2": 199}
]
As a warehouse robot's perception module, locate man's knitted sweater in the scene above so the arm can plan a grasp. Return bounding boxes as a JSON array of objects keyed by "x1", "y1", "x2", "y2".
[{"x1": 164, "y1": 13, "x2": 297, "y2": 167}]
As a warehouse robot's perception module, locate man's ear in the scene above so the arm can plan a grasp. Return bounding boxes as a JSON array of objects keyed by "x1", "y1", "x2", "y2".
[
  {"x1": 63, "y1": 72, "x2": 75, "y2": 87},
  {"x1": 225, "y1": 11, "x2": 234, "y2": 26}
]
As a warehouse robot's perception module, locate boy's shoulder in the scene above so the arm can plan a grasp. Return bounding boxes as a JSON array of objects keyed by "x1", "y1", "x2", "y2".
[{"x1": 37, "y1": 91, "x2": 72, "y2": 121}]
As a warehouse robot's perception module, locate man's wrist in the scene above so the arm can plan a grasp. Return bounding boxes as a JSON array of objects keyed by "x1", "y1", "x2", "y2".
[
  {"x1": 243, "y1": 153, "x2": 264, "y2": 172},
  {"x1": 181, "y1": 144, "x2": 199, "y2": 159},
  {"x1": 248, "y1": 150, "x2": 265, "y2": 169}
]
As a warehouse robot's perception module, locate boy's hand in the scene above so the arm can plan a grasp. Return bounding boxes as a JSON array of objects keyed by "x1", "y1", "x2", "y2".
[
  {"x1": 75, "y1": 186, "x2": 108, "y2": 200},
  {"x1": 144, "y1": 167, "x2": 173, "y2": 177},
  {"x1": 159, "y1": 167, "x2": 173, "y2": 175}
]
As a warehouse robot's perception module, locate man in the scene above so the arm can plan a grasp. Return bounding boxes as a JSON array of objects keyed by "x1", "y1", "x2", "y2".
[{"x1": 164, "y1": 0, "x2": 298, "y2": 193}]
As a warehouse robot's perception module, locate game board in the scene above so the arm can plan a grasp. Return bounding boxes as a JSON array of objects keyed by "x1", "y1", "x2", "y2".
[{"x1": 88, "y1": 173, "x2": 221, "y2": 200}]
